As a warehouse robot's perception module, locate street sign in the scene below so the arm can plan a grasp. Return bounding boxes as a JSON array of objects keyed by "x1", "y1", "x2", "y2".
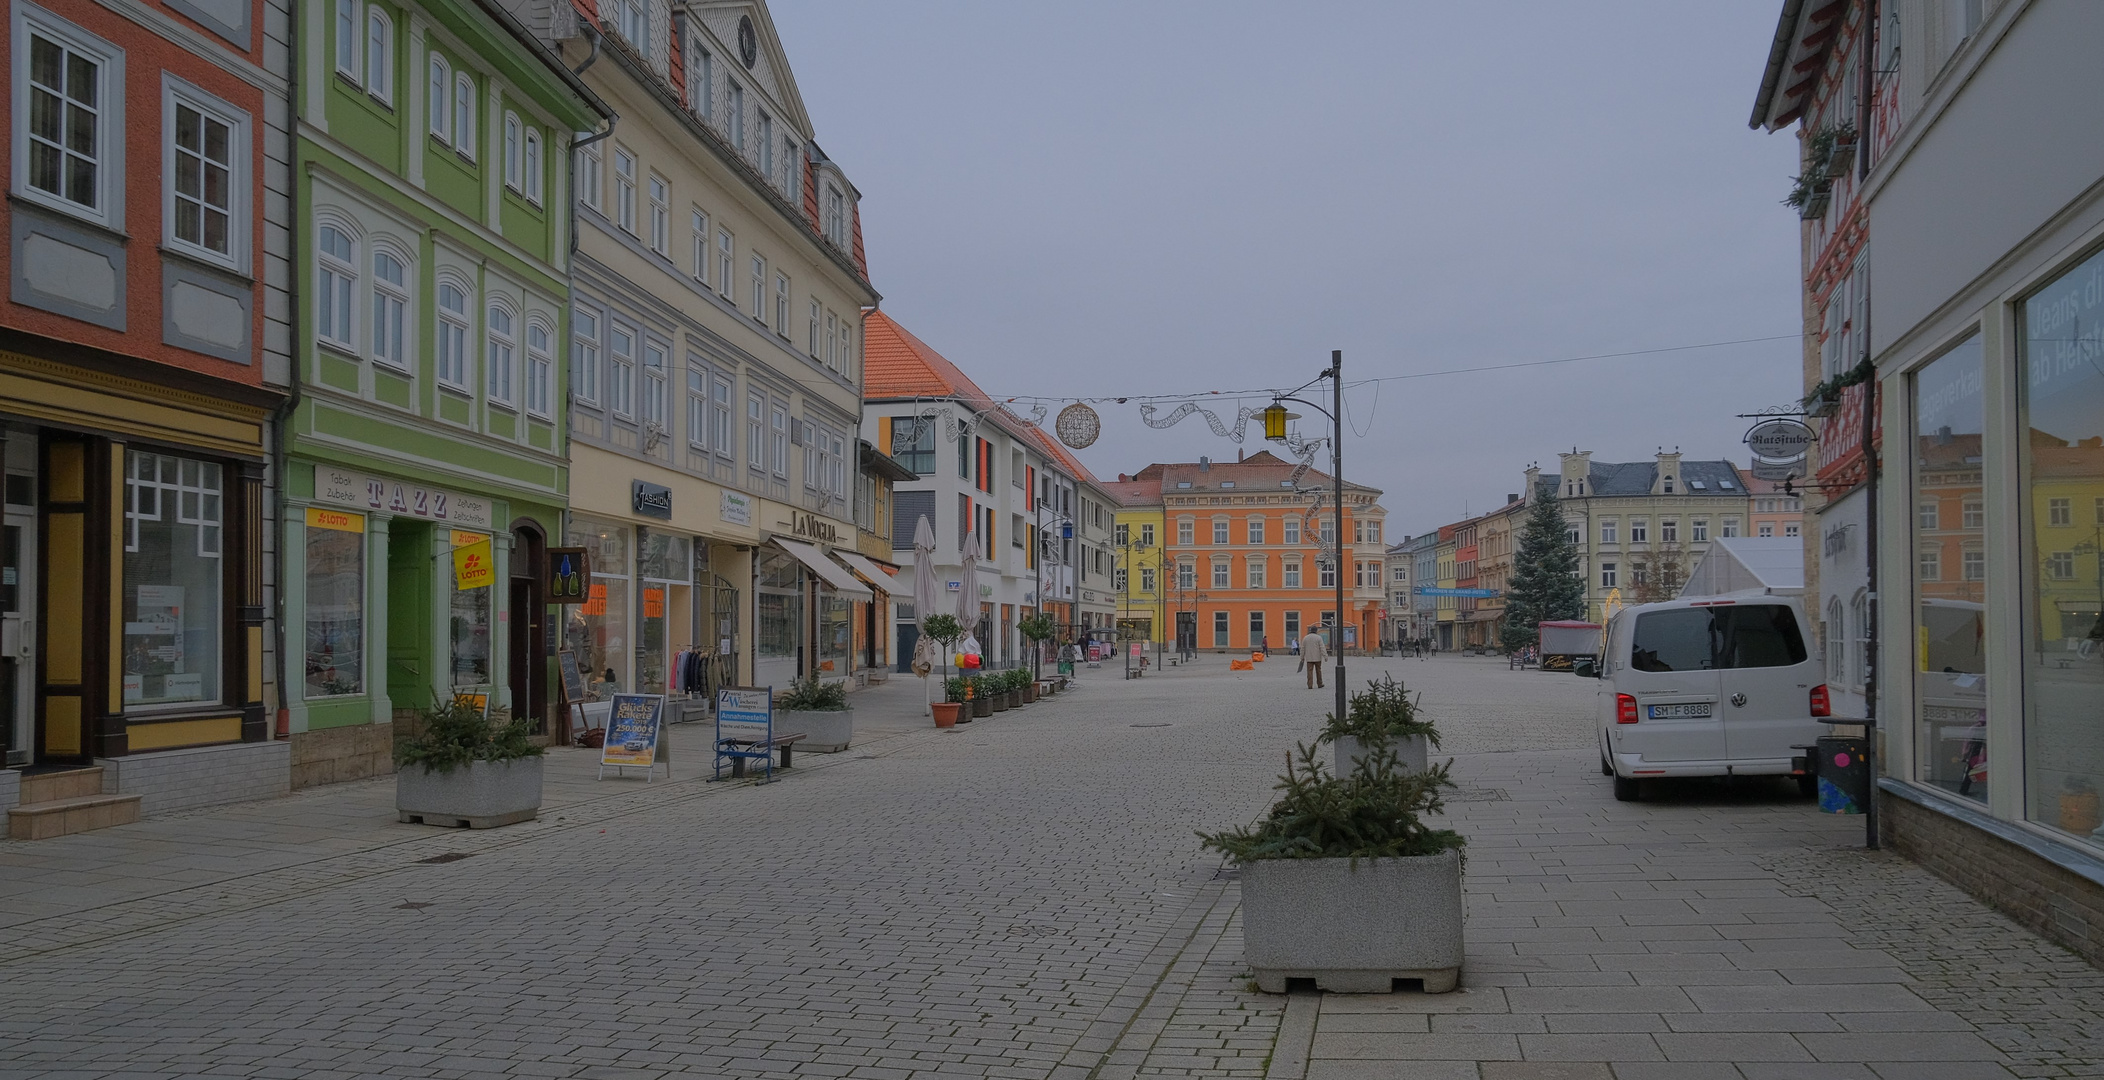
[
  {"x1": 1745, "y1": 418, "x2": 1816, "y2": 461},
  {"x1": 1416, "y1": 586, "x2": 1500, "y2": 598}
]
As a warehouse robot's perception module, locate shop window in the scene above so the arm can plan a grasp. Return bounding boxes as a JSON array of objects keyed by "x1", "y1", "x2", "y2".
[
  {"x1": 123, "y1": 452, "x2": 223, "y2": 709},
  {"x1": 2019, "y1": 249, "x2": 2104, "y2": 842},
  {"x1": 1911, "y1": 333, "x2": 1988, "y2": 804},
  {"x1": 449, "y1": 530, "x2": 491, "y2": 687},
  {"x1": 564, "y1": 517, "x2": 629, "y2": 696},
  {"x1": 304, "y1": 510, "x2": 364, "y2": 697},
  {"x1": 1249, "y1": 610, "x2": 1265, "y2": 644},
  {"x1": 1285, "y1": 611, "x2": 1301, "y2": 639},
  {"x1": 637, "y1": 531, "x2": 690, "y2": 695}
]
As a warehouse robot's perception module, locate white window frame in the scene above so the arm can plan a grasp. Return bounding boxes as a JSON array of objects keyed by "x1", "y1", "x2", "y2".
[
  {"x1": 774, "y1": 273, "x2": 790, "y2": 338},
  {"x1": 1247, "y1": 516, "x2": 1265, "y2": 545},
  {"x1": 749, "y1": 254, "x2": 766, "y2": 322},
  {"x1": 711, "y1": 374, "x2": 733, "y2": 457},
  {"x1": 640, "y1": 338, "x2": 667, "y2": 430},
  {"x1": 522, "y1": 129, "x2": 543, "y2": 204},
  {"x1": 647, "y1": 173, "x2": 669, "y2": 254},
  {"x1": 1692, "y1": 518, "x2": 1709, "y2": 543},
  {"x1": 365, "y1": 8, "x2": 392, "y2": 103},
  {"x1": 1629, "y1": 517, "x2": 1648, "y2": 543},
  {"x1": 687, "y1": 363, "x2": 710, "y2": 450},
  {"x1": 690, "y1": 47, "x2": 712, "y2": 121},
  {"x1": 14, "y1": 6, "x2": 123, "y2": 229},
  {"x1": 525, "y1": 317, "x2": 554, "y2": 419},
  {"x1": 316, "y1": 221, "x2": 358, "y2": 351},
  {"x1": 427, "y1": 54, "x2": 449, "y2": 144},
  {"x1": 503, "y1": 112, "x2": 521, "y2": 191},
  {"x1": 370, "y1": 241, "x2": 411, "y2": 371},
  {"x1": 717, "y1": 229, "x2": 734, "y2": 300},
  {"x1": 613, "y1": 147, "x2": 637, "y2": 234},
  {"x1": 770, "y1": 403, "x2": 789, "y2": 477},
  {"x1": 690, "y1": 208, "x2": 708, "y2": 282},
  {"x1": 727, "y1": 82, "x2": 744, "y2": 151},
  {"x1": 451, "y1": 72, "x2": 475, "y2": 159},
  {"x1": 1247, "y1": 557, "x2": 1266, "y2": 590},
  {"x1": 808, "y1": 299, "x2": 821, "y2": 358},
  {"x1": 1211, "y1": 560, "x2": 1229, "y2": 589},
  {"x1": 825, "y1": 310, "x2": 838, "y2": 368},
  {"x1": 335, "y1": 0, "x2": 361, "y2": 78},
  {"x1": 607, "y1": 324, "x2": 635, "y2": 419},
  {"x1": 1283, "y1": 517, "x2": 1300, "y2": 545},
  {"x1": 1601, "y1": 562, "x2": 1617, "y2": 589},
  {"x1": 578, "y1": 140, "x2": 602, "y2": 211},
  {"x1": 485, "y1": 300, "x2": 516, "y2": 408},
  {"x1": 1599, "y1": 518, "x2": 1617, "y2": 544},
  {"x1": 435, "y1": 276, "x2": 472, "y2": 392},
  {"x1": 1212, "y1": 519, "x2": 1228, "y2": 545},
  {"x1": 841, "y1": 319, "x2": 852, "y2": 377},
  {"x1": 757, "y1": 110, "x2": 773, "y2": 178},
  {"x1": 747, "y1": 391, "x2": 765, "y2": 471},
  {"x1": 571, "y1": 307, "x2": 600, "y2": 406},
  {"x1": 163, "y1": 80, "x2": 249, "y2": 271}
]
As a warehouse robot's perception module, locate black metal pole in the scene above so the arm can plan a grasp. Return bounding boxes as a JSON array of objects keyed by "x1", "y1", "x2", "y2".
[{"x1": 1332, "y1": 350, "x2": 1347, "y2": 721}]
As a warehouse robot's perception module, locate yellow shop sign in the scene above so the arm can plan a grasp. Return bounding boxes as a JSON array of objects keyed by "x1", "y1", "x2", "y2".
[
  {"x1": 306, "y1": 507, "x2": 365, "y2": 533},
  {"x1": 452, "y1": 530, "x2": 494, "y2": 590}
]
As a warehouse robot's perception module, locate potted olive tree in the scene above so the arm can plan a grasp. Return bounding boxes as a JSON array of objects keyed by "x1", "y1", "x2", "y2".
[
  {"x1": 935, "y1": 677, "x2": 967, "y2": 727},
  {"x1": 776, "y1": 674, "x2": 853, "y2": 752},
  {"x1": 1020, "y1": 612, "x2": 1057, "y2": 686},
  {"x1": 1323, "y1": 675, "x2": 1439, "y2": 776},
  {"x1": 1202, "y1": 735, "x2": 1467, "y2": 993},
  {"x1": 396, "y1": 699, "x2": 544, "y2": 829}
]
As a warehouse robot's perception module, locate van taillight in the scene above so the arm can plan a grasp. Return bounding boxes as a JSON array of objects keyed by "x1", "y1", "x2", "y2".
[
  {"x1": 1810, "y1": 684, "x2": 1831, "y2": 718},
  {"x1": 1616, "y1": 694, "x2": 1639, "y2": 724}
]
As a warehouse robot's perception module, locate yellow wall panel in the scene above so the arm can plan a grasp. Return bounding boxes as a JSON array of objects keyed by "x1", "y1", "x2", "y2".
[
  {"x1": 47, "y1": 441, "x2": 83, "y2": 501},
  {"x1": 44, "y1": 514, "x2": 82, "y2": 683},
  {"x1": 248, "y1": 627, "x2": 264, "y2": 702},
  {"x1": 44, "y1": 697, "x2": 81, "y2": 755},
  {"x1": 127, "y1": 716, "x2": 241, "y2": 751}
]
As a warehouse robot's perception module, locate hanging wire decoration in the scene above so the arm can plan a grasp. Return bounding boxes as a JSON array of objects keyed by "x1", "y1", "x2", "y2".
[
  {"x1": 1136, "y1": 402, "x2": 1266, "y2": 442},
  {"x1": 1055, "y1": 403, "x2": 1101, "y2": 449}
]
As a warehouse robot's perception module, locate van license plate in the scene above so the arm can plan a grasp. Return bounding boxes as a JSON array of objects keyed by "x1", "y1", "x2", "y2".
[{"x1": 1649, "y1": 703, "x2": 1713, "y2": 719}]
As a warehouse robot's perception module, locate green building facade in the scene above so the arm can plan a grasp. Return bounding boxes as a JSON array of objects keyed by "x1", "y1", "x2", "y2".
[{"x1": 284, "y1": 0, "x2": 609, "y2": 782}]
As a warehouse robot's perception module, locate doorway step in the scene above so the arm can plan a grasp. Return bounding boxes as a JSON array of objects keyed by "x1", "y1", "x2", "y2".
[{"x1": 6, "y1": 767, "x2": 141, "y2": 840}]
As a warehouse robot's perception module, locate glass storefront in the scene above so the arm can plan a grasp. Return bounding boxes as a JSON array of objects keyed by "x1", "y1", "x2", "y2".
[
  {"x1": 2019, "y1": 247, "x2": 2104, "y2": 843},
  {"x1": 1911, "y1": 334, "x2": 1989, "y2": 803},
  {"x1": 566, "y1": 516, "x2": 629, "y2": 696},
  {"x1": 756, "y1": 544, "x2": 803, "y2": 688},
  {"x1": 448, "y1": 530, "x2": 493, "y2": 688},
  {"x1": 816, "y1": 593, "x2": 851, "y2": 677},
  {"x1": 637, "y1": 529, "x2": 691, "y2": 696},
  {"x1": 304, "y1": 509, "x2": 365, "y2": 697},
  {"x1": 122, "y1": 451, "x2": 223, "y2": 709}
]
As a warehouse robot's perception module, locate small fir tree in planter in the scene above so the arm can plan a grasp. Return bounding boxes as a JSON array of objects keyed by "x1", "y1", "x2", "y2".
[
  {"x1": 775, "y1": 674, "x2": 854, "y2": 752},
  {"x1": 923, "y1": 614, "x2": 967, "y2": 725},
  {"x1": 1500, "y1": 486, "x2": 1586, "y2": 656},
  {"x1": 1322, "y1": 675, "x2": 1441, "y2": 775},
  {"x1": 394, "y1": 699, "x2": 544, "y2": 828},
  {"x1": 1203, "y1": 732, "x2": 1468, "y2": 993}
]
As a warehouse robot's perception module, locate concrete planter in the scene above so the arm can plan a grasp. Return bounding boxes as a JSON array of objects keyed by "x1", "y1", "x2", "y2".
[
  {"x1": 1241, "y1": 849, "x2": 1464, "y2": 993},
  {"x1": 396, "y1": 756, "x2": 542, "y2": 829},
  {"x1": 777, "y1": 708, "x2": 853, "y2": 752},
  {"x1": 1332, "y1": 733, "x2": 1430, "y2": 776}
]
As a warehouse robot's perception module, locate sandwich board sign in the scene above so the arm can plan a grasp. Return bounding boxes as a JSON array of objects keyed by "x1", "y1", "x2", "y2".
[
  {"x1": 714, "y1": 687, "x2": 773, "y2": 780},
  {"x1": 599, "y1": 693, "x2": 669, "y2": 781}
]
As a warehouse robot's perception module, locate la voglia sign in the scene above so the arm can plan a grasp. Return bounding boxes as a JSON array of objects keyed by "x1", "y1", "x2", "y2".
[{"x1": 788, "y1": 511, "x2": 840, "y2": 544}]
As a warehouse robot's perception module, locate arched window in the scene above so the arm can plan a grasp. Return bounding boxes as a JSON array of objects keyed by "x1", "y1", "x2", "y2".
[
  {"x1": 525, "y1": 319, "x2": 553, "y2": 418},
  {"x1": 486, "y1": 303, "x2": 515, "y2": 406},
  {"x1": 453, "y1": 73, "x2": 475, "y2": 158},
  {"x1": 371, "y1": 248, "x2": 408, "y2": 369},
  {"x1": 317, "y1": 224, "x2": 356, "y2": 347},
  {"x1": 427, "y1": 54, "x2": 449, "y2": 142},
  {"x1": 365, "y1": 9, "x2": 392, "y2": 102},
  {"x1": 436, "y1": 279, "x2": 469, "y2": 389},
  {"x1": 522, "y1": 129, "x2": 543, "y2": 204},
  {"x1": 503, "y1": 112, "x2": 520, "y2": 190},
  {"x1": 335, "y1": 0, "x2": 359, "y2": 77}
]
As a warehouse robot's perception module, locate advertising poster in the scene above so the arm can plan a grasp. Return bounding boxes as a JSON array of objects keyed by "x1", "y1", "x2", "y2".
[
  {"x1": 716, "y1": 687, "x2": 772, "y2": 745},
  {"x1": 452, "y1": 531, "x2": 495, "y2": 590},
  {"x1": 600, "y1": 694, "x2": 666, "y2": 769}
]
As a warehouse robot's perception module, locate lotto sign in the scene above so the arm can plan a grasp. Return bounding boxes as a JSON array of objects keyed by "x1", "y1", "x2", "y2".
[
  {"x1": 451, "y1": 531, "x2": 495, "y2": 590},
  {"x1": 305, "y1": 506, "x2": 364, "y2": 533}
]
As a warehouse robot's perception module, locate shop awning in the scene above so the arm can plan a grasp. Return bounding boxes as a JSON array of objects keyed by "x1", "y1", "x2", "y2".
[
  {"x1": 772, "y1": 538, "x2": 874, "y2": 600},
  {"x1": 832, "y1": 549, "x2": 897, "y2": 591}
]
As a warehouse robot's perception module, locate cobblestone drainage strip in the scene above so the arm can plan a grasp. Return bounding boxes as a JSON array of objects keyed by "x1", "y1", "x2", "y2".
[
  {"x1": 416, "y1": 852, "x2": 476, "y2": 864},
  {"x1": 1131, "y1": 722, "x2": 1172, "y2": 728}
]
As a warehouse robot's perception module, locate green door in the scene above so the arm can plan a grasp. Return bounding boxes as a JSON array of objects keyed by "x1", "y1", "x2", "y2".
[{"x1": 387, "y1": 520, "x2": 431, "y2": 710}]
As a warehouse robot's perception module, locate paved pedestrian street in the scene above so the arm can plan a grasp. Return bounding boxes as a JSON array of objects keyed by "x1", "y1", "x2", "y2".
[{"x1": 2, "y1": 657, "x2": 2100, "y2": 1079}]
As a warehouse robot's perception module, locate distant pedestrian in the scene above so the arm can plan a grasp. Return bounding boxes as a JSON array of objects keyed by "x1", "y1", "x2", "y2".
[{"x1": 1301, "y1": 629, "x2": 1327, "y2": 689}]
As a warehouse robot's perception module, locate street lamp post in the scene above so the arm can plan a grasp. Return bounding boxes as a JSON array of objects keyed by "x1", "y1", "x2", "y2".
[{"x1": 1265, "y1": 350, "x2": 1348, "y2": 720}]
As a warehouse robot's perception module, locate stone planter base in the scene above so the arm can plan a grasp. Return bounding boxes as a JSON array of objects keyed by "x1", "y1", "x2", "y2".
[
  {"x1": 1333, "y1": 733, "x2": 1430, "y2": 776},
  {"x1": 396, "y1": 757, "x2": 542, "y2": 829},
  {"x1": 1241, "y1": 849, "x2": 1463, "y2": 993},
  {"x1": 776, "y1": 708, "x2": 853, "y2": 752}
]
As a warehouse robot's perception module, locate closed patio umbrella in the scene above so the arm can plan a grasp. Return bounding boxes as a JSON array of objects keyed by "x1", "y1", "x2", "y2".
[{"x1": 912, "y1": 514, "x2": 939, "y2": 713}]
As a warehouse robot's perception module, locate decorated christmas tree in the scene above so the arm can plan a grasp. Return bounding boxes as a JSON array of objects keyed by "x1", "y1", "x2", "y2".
[{"x1": 1500, "y1": 486, "x2": 1585, "y2": 653}]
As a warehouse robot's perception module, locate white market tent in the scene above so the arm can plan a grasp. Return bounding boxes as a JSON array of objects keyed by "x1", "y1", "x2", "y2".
[{"x1": 1679, "y1": 537, "x2": 1804, "y2": 598}]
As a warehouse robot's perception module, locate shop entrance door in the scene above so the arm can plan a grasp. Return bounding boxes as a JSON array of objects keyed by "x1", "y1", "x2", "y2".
[
  {"x1": 508, "y1": 526, "x2": 547, "y2": 732},
  {"x1": 3, "y1": 494, "x2": 34, "y2": 767},
  {"x1": 386, "y1": 520, "x2": 433, "y2": 714}
]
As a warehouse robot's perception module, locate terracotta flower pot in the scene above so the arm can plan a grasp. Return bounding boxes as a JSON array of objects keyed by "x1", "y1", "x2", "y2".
[{"x1": 932, "y1": 702, "x2": 962, "y2": 729}]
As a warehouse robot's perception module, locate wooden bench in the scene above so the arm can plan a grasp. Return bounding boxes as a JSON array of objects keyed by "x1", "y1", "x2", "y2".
[{"x1": 714, "y1": 732, "x2": 808, "y2": 781}]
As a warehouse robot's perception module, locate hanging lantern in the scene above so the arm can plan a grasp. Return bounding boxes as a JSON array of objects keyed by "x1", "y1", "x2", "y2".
[
  {"x1": 1262, "y1": 402, "x2": 1289, "y2": 441},
  {"x1": 1056, "y1": 403, "x2": 1101, "y2": 449}
]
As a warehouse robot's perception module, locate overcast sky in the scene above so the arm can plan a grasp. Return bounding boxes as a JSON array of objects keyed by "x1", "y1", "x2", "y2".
[{"x1": 771, "y1": 2, "x2": 1805, "y2": 538}]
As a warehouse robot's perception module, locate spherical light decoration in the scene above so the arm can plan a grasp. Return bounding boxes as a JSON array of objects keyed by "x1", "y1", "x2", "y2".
[{"x1": 1056, "y1": 403, "x2": 1101, "y2": 449}]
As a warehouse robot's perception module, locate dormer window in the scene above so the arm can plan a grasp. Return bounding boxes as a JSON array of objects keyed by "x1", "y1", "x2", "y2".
[
  {"x1": 822, "y1": 182, "x2": 847, "y2": 247},
  {"x1": 1663, "y1": 477, "x2": 1675, "y2": 494}
]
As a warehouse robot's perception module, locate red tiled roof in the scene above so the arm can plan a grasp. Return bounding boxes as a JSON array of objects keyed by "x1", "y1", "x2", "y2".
[{"x1": 863, "y1": 311, "x2": 1099, "y2": 483}]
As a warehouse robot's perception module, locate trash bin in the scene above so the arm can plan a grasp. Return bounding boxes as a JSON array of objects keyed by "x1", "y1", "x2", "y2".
[{"x1": 1816, "y1": 734, "x2": 1870, "y2": 815}]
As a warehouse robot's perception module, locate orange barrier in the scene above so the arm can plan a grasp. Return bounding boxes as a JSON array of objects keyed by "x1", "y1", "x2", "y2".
[
  {"x1": 1251, "y1": 652, "x2": 1266, "y2": 662},
  {"x1": 1229, "y1": 659, "x2": 1254, "y2": 671}
]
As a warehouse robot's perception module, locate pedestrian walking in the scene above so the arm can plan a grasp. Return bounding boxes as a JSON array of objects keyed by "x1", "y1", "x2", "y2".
[{"x1": 1300, "y1": 628, "x2": 1327, "y2": 689}]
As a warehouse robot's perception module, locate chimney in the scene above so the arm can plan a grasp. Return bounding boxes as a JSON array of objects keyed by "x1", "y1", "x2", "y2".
[
  {"x1": 1523, "y1": 465, "x2": 1541, "y2": 504},
  {"x1": 1199, "y1": 456, "x2": 1210, "y2": 471},
  {"x1": 1237, "y1": 447, "x2": 1244, "y2": 462},
  {"x1": 1507, "y1": 493, "x2": 1519, "y2": 504}
]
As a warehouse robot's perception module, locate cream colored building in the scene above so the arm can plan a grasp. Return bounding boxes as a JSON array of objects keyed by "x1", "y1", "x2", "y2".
[
  {"x1": 1528, "y1": 450, "x2": 1753, "y2": 620},
  {"x1": 512, "y1": 0, "x2": 880, "y2": 702}
]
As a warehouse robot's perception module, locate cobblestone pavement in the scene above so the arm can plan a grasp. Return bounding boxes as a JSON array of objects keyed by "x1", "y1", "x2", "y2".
[{"x1": 1, "y1": 655, "x2": 2099, "y2": 1080}]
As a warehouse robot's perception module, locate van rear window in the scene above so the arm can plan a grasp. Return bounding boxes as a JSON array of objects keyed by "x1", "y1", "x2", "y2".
[{"x1": 1629, "y1": 605, "x2": 1807, "y2": 672}]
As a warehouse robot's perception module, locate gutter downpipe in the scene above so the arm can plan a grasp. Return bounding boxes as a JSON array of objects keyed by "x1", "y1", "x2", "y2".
[
  {"x1": 272, "y1": 0, "x2": 301, "y2": 740},
  {"x1": 1859, "y1": 0, "x2": 1880, "y2": 851}
]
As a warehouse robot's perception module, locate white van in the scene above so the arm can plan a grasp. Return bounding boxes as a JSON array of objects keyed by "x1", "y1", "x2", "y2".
[{"x1": 1593, "y1": 594, "x2": 1828, "y2": 801}]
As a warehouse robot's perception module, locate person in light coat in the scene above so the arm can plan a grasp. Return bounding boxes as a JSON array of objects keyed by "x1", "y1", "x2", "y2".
[{"x1": 1300, "y1": 628, "x2": 1327, "y2": 689}]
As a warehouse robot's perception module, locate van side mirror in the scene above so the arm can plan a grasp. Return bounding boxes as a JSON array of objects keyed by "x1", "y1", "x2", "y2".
[{"x1": 1573, "y1": 657, "x2": 1598, "y2": 679}]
